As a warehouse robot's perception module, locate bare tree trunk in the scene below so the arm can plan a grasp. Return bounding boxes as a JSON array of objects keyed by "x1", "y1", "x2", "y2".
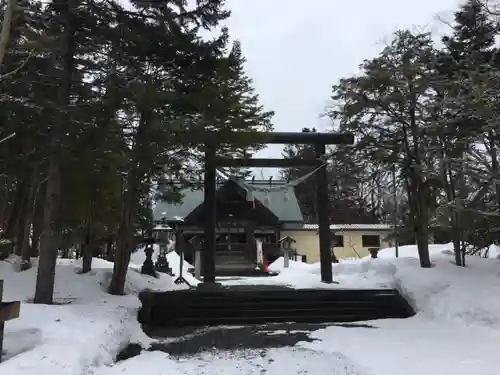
[
  {"x1": 106, "y1": 237, "x2": 113, "y2": 261},
  {"x1": 108, "y1": 111, "x2": 149, "y2": 295},
  {"x1": 14, "y1": 171, "x2": 30, "y2": 256},
  {"x1": 0, "y1": 0, "x2": 16, "y2": 70},
  {"x1": 5, "y1": 175, "x2": 26, "y2": 241},
  {"x1": 19, "y1": 168, "x2": 37, "y2": 270},
  {"x1": 81, "y1": 212, "x2": 94, "y2": 273},
  {"x1": 407, "y1": 87, "x2": 431, "y2": 268},
  {"x1": 0, "y1": 175, "x2": 13, "y2": 230},
  {"x1": 30, "y1": 179, "x2": 45, "y2": 257},
  {"x1": 447, "y1": 167, "x2": 463, "y2": 266},
  {"x1": 34, "y1": 0, "x2": 75, "y2": 304},
  {"x1": 34, "y1": 160, "x2": 61, "y2": 303},
  {"x1": 108, "y1": 188, "x2": 135, "y2": 295},
  {"x1": 406, "y1": 177, "x2": 431, "y2": 268},
  {"x1": 489, "y1": 131, "x2": 500, "y2": 210},
  {"x1": 415, "y1": 190, "x2": 431, "y2": 267}
]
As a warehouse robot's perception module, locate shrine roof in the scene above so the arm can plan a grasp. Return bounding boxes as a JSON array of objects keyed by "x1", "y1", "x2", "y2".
[{"x1": 153, "y1": 179, "x2": 303, "y2": 223}]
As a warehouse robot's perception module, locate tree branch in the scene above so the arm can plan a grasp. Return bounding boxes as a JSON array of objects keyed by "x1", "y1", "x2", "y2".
[
  {"x1": 0, "y1": 48, "x2": 35, "y2": 82},
  {"x1": 0, "y1": 0, "x2": 16, "y2": 71}
]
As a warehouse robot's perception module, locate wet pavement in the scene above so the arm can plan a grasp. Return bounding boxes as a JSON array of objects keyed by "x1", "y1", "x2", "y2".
[{"x1": 146, "y1": 322, "x2": 377, "y2": 356}]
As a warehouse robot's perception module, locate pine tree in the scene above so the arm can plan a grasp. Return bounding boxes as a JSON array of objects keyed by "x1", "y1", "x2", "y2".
[
  {"x1": 34, "y1": 0, "x2": 80, "y2": 304},
  {"x1": 434, "y1": 0, "x2": 500, "y2": 263},
  {"x1": 107, "y1": 0, "x2": 240, "y2": 295},
  {"x1": 0, "y1": 0, "x2": 276, "y2": 299},
  {"x1": 180, "y1": 38, "x2": 275, "y2": 178},
  {"x1": 330, "y1": 31, "x2": 438, "y2": 268}
]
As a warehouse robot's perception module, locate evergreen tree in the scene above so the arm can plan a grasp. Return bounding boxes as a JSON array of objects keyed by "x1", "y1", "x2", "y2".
[
  {"x1": 433, "y1": 0, "x2": 500, "y2": 263},
  {"x1": 329, "y1": 31, "x2": 438, "y2": 268},
  {"x1": 0, "y1": 0, "x2": 275, "y2": 298}
]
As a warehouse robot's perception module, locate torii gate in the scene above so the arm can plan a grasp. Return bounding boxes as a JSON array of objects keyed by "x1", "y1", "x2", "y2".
[{"x1": 189, "y1": 131, "x2": 354, "y2": 284}]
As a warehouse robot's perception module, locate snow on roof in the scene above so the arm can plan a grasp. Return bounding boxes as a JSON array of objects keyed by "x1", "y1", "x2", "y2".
[{"x1": 302, "y1": 224, "x2": 393, "y2": 231}]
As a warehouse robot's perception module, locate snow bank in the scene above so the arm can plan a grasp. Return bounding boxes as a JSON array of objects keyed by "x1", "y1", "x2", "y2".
[
  {"x1": 393, "y1": 256, "x2": 500, "y2": 326},
  {"x1": 268, "y1": 256, "x2": 313, "y2": 272},
  {"x1": 373, "y1": 243, "x2": 453, "y2": 259},
  {"x1": 295, "y1": 244, "x2": 500, "y2": 375},
  {"x1": 487, "y1": 243, "x2": 500, "y2": 258},
  {"x1": 303, "y1": 308, "x2": 500, "y2": 375},
  {"x1": 266, "y1": 243, "x2": 500, "y2": 328},
  {"x1": 0, "y1": 256, "x2": 176, "y2": 375},
  {"x1": 343, "y1": 243, "x2": 500, "y2": 327},
  {"x1": 224, "y1": 256, "x2": 393, "y2": 290}
]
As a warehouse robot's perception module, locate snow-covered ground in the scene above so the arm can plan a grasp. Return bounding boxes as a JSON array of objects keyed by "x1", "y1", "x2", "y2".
[
  {"x1": 0, "y1": 255, "x2": 180, "y2": 375},
  {"x1": 1, "y1": 242, "x2": 500, "y2": 374}
]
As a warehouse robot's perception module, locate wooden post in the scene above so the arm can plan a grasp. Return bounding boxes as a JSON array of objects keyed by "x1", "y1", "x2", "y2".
[
  {"x1": 194, "y1": 250, "x2": 201, "y2": 279},
  {"x1": 203, "y1": 142, "x2": 217, "y2": 283},
  {"x1": 245, "y1": 221, "x2": 255, "y2": 264},
  {"x1": 0, "y1": 280, "x2": 21, "y2": 363},
  {"x1": 283, "y1": 248, "x2": 289, "y2": 268},
  {"x1": 315, "y1": 142, "x2": 334, "y2": 283},
  {"x1": 191, "y1": 131, "x2": 353, "y2": 284}
]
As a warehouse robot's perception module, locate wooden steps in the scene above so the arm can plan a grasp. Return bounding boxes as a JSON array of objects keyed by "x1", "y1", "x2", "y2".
[{"x1": 138, "y1": 285, "x2": 415, "y2": 328}]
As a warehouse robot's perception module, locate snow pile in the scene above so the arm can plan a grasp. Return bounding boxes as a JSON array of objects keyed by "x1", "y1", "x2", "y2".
[
  {"x1": 0, "y1": 256, "x2": 174, "y2": 375},
  {"x1": 486, "y1": 243, "x2": 500, "y2": 258},
  {"x1": 375, "y1": 243, "x2": 452, "y2": 259},
  {"x1": 268, "y1": 256, "x2": 313, "y2": 272},
  {"x1": 293, "y1": 243, "x2": 500, "y2": 375},
  {"x1": 224, "y1": 256, "x2": 393, "y2": 290},
  {"x1": 340, "y1": 243, "x2": 500, "y2": 327},
  {"x1": 265, "y1": 243, "x2": 500, "y2": 328},
  {"x1": 303, "y1": 308, "x2": 500, "y2": 375},
  {"x1": 393, "y1": 256, "x2": 500, "y2": 326}
]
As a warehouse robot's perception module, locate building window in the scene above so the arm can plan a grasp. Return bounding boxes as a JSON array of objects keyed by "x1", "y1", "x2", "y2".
[
  {"x1": 362, "y1": 235, "x2": 380, "y2": 248},
  {"x1": 332, "y1": 235, "x2": 344, "y2": 247}
]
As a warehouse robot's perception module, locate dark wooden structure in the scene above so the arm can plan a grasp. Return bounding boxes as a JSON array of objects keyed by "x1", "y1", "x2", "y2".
[
  {"x1": 0, "y1": 280, "x2": 21, "y2": 363},
  {"x1": 154, "y1": 178, "x2": 301, "y2": 276},
  {"x1": 200, "y1": 131, "x2": 353, "y2": 284},
  {"x1": 139, "y1": 130, "x2": 418, "y2": 330}
]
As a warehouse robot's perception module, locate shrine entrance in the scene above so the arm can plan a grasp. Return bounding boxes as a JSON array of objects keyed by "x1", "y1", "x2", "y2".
[
  {"x1": 139, "y1": 131, "x2": 419, "y2": 329},
  {"x1": 198, "y1": 131, "x2": 354, "y2": 284}
]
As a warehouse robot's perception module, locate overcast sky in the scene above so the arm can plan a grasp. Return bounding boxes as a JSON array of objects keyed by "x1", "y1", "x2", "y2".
[
  {"x1": 122, "y1": 0, "x2": 463, "y2": 176},
  {"x1": 222, "y1": 0, "x2": 463, "y2": 160}
]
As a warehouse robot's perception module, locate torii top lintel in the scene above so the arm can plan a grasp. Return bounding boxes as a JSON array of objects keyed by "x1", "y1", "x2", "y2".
[{"x1": 190, "y1": 131, "x2": 354, "y2": 145}]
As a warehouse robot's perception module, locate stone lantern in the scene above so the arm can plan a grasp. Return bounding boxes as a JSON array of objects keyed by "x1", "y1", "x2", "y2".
[
  {"x1": 141, "y1": 236, "x2": 157, "y2": 277},
  {"x1": 153, "y1": 218, "x2": 172, "y2": 275}
]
